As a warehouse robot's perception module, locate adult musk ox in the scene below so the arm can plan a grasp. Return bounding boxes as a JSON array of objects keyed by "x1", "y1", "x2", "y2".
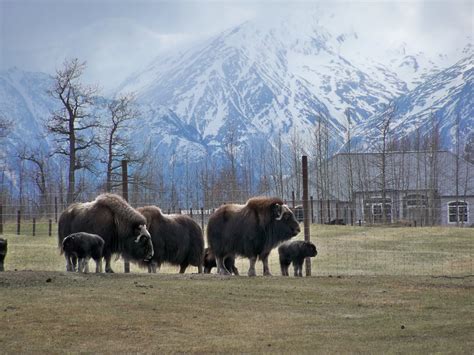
[
  {"x1": 203, "y1": 247, "x2": 239, "y2": 275},
  {"x1": 207, "y1": 197, "x2": 301, "y2": 276},
  {"x1": 0, "y1": 238, "x2": 7, "y2": 272},
  {"x1": 278, "y1": 240, "x2": 317, "y2": 277},
  {"x1": 62, "y1": 232, "x2": 105, "y2": 273},
  {"x1": 136, "y1": 206, "x2": 204, "y2": 273},
  {"x1": 58, "y1": 193, "x2": 153, "y2": 273}
]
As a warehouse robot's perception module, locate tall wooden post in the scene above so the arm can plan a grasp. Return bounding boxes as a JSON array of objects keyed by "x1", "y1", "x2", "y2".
[
  {"x1": 54, "y1": 196, "x2": 58, "y2": 223},
  {"x1": 201, "y1": 207, "x2": 204, "y2": 231},
  {"x1": 0, "y1": 204, "x2": 3, "y2": 235},
  {"x1": 17, "y1": 210, "x2": 21, "y2": 235},
  {"x1": 302, "y1": 156, "x2": 311, "y2": 276},
  {"x1": 122, "y1": 160, "x2": 130, "y2": 273}
]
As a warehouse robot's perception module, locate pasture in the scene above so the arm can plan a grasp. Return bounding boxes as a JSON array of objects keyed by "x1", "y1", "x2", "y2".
[{"x1": 0, "y1": 225, "x2": 473, "y2": 353}]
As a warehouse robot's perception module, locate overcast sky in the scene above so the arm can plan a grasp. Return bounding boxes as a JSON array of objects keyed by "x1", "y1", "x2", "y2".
[{"x1": 1, "y1": 0, "x2": 472, "y2": 92}]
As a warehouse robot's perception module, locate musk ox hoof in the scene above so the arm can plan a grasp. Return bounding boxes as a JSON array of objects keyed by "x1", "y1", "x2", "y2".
[
  {"x1": 248, "y1": 269, "x2": 257, "y2": 277},
  {"x1": 105, "y1": 268, "x2": 114, "y2": 273},
  {"x1": 263, "y1": 271, "x2": 273, "y2": 277},
  {"x1": 218, "y1": 269, "x2": 231, "y2": 276}
]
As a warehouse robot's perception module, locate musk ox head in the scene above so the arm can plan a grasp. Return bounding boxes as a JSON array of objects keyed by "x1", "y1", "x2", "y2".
[
  {"x1": 61, "y1": 235, "x2": 76, "y2": 253},
  {"x1": 271, "y1": 203, "x2": 301, "y2": 238},
  {"x1": 123, "y1": 224, "x2": 154, "y2": 262},
  {"x1": 302, "y1": 241, "x2": 318, "y2": 257}
]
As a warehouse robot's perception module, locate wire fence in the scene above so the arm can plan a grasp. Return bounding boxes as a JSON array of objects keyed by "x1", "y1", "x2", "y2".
[{"x1": 0, "y1": 198, "x2": 472, "y2": 277}]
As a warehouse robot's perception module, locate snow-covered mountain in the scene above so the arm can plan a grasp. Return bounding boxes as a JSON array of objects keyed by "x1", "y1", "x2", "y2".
[
  {"x1": 118, "y1": 16, "x2": 472, "y2": 158},
  {"x1": 1, "y1": 15, "x2": 472, "y2": 190},
  {"x1": 351, "y1": 55, "x2": 474, "y2": 151}
]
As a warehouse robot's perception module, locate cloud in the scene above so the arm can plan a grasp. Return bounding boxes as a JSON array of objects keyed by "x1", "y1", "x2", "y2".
[{"x1": 1, "y1": 0, "x2": 471, "y2": 91}]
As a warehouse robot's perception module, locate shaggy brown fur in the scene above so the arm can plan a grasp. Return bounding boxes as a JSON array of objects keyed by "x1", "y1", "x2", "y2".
[
  {"x1": 207, "y1": 197, "x2": 301, "y2": 276},
  {"x1": 58, "y1": 193, "x2": 153, "y2": 273},
  {"x1": 137, "y1": 206, "x2": 204, "y2": 274},
  {"x1": 278, "y1": 240, "x2": 317, "y2": 277}
]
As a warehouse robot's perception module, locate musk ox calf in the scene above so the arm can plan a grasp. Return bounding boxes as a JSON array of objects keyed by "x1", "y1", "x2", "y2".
[
  {"x1": 203, "y1": 247, "x2": 239, "y2": 275},
  {"x1": 278, "y1": 240, "x2": 317, "y2": 277},
  {"x1": 0, "y1": 238, "x2": 7, "y2": 272},
  {"x1": 62, "y1": 232, "x2": 105, "y2": 273},
  {"x1": 136, "y1": 206, "x2": 204, "y2": 273},
  {"x1": 58, "y1": 193, "x2": 154, "y2": 273},
  {"x1": 207, "y1": 197, "x2": 301, "y2": 277}
]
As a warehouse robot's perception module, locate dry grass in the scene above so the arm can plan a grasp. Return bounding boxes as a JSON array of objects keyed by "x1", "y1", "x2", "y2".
[
  {"x1": 0, "y1": 272, "x2": 472, "y2": 353},
  {"x1": 0, "y1": 225, "x2": 473, "y2": 353}
]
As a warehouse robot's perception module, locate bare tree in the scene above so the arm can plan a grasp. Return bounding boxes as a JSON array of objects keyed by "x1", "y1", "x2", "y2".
[
  {"x1": 101, "y1": 93, "x2": 140, "y2": 192},
  {"x1": 46, "y1": 58, "x2": 100, "y2": 204},
  {"x1": 376, "y1": 103, "x2": 395, "y2": 224},
  {"x1": 17, "y1": 145, "x2": 53, "y2": 216},
  {"x1": 344, "y1": 108, "x2": 355, "y2": 224}
]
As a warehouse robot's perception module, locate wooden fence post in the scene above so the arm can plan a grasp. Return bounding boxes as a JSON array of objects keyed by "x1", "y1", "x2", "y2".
[
  {"x1": 122, "y1": 160, "x2": 130, "y2": 274},
  {"x1": 201, "y1": 207, "x2": 204, "y2": 231},
  {"x1": 17, "y1": 210, "x2": 21, "y2": 235},
  {"x1": 0, "y1": 204, "x2": 3, "y2": 235},
  {"x1": 302, "y1": 156, "x2": 311, "y2": 277},
  {"x1": 32, "y1": 218, "x2": 36, "y2": 236},
  {"x1": 49, "y1": 219, "x2": 52, "y2": 237},
  {"x1": 54, "y1": 196, "x2": 58, "y2": 223}
]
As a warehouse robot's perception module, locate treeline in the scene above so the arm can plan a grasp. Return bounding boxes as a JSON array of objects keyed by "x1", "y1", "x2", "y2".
[{"x1": 0, "y1": 59, "x2": 472, "y2": 222}]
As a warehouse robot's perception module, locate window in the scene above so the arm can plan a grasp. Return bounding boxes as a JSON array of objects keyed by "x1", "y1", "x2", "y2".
[
  {"x1": 448, "y1": 201, "x2": 468, "y2": 223},
  {"x1": 372, "y1": 203, "x2": 392, "y2": 223},
  {"x1": 365, "y1": 196, "x2": 392, "y2": 223}
]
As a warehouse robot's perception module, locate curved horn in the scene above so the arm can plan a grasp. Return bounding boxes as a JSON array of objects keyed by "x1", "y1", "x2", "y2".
[
  {"x1": 134, "y1": 225, "x2": 151, "y2": 243},
  {"x1": 275, "y1": 204, "x2": 291, "y2": 220}
]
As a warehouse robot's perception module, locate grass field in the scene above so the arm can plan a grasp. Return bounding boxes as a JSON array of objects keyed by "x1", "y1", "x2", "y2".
[{"x1": 0, "y1": 225, "x2": 473, "y2": 353}]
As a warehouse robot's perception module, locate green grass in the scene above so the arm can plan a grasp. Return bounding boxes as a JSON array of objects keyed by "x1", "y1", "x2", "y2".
[
  {"x1": 0, "y1": 226, "x2": 473, "y2": 353},
  {"x1": 1, "y1": 224, "x2": 473, "y2": 276}
]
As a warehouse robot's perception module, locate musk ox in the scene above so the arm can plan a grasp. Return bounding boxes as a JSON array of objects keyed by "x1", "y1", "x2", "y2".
[
  {"x1": 136, "y1": 206, "x2": 204, "y2": 273},
  {"x1": 207, "y1": 197, "x2": 301, "y2": 276},
  {"x1": 62, "y1": 232, "x2": 105, "y2": 273},
  {"x1": 0, "y1": 238, "x2": 7, "y2": 272},
  {"x1": 278, "y1": 240, "x2": 317, "y2": 277},
  {"x1": 58, "y1": 193, "x2": 154, "y2": 273},
  {"x1": 203, "y1": 247, "x2": 239, "y2": 275}
]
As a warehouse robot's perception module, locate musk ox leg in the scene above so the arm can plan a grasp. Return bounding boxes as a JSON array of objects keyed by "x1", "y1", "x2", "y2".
[
  {"x1": 148, "y1": 262, "x2": 158, "y2": 273},
  {"x1": 104, "y1": 253, "x2": 114, "y2": 273},
  {"x1": 83, "y1": 258, "x2": 90, "y2": 273},
  {"x1": 179, "y1": 263, "x2": 188, "y2": 274},
  {"x1": 280, "y1": 262, "x2": 290, "y2": 276},
  {"x1": 65, "y1": 254, "x2": 72, "y2": 272},
  {"x1": 261, "y1": 253, "x2": 272, "y2": 276},
  {"x1": 95, "y1": 258, "x2": 102, "y2": 273},
  {"x1": 203, "y1": 266, "x2": 212, "y2": 274},
  {"x1": 232, "y1": 265, "x2": 239, "y2": 276},
  {"x1": 197, "y1": 264, "x2": 203, "y2": 274},
  {"x1": 294, "y1": 261, "x2": 303, "y2": 277},
  {"x1": 216, "y1": 257, "x2": 230, "y2": 275},
  {"x1": 248, "y1": 257, "x2": 257, "y2": 277}
]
